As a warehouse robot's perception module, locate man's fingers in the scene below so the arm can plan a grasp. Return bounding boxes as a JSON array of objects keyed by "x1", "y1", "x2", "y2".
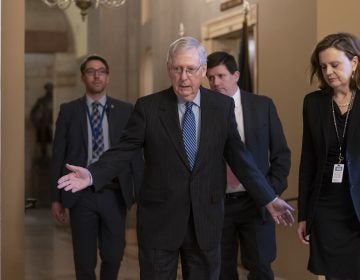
[
  {"x1": 57, "y1": 177, "x2": 72, "y2": 189},
  {"x1": 65, "y1": 163, "x2": 78, "y2": 172},
  {"x1": 275, "y1": 210, "x2": 294, "y2": 226},
  {"x1": 273, "y1": 215, "x2": 280, "y2": 225},
  {"x1": 286, "y1": 204, "x2": 294, "y2": 212}
]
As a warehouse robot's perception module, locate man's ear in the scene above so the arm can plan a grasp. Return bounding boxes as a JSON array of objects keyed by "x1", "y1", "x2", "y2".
[{"x1": 234, "y1": 70, "x2": 240, "y2": 82}]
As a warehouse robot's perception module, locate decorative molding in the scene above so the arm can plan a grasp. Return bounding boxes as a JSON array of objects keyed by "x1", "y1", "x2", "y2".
[
  {"x1": 201, "y1": 3, "x2": 258, "y2": 92},
  {"x1": 202, "y1": 3, "x2": 256, "y2": 40},
  {"x1": 220, "y1": 0, "x2": 243, "y2": 11}
]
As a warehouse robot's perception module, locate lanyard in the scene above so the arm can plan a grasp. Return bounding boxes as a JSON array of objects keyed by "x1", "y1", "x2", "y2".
[
  {"x1": 331, "y1": 91, "x2": 355, "y2": 164},
  {"x1": 86, "y1": 103, "x2": 107, "y2": 139}
]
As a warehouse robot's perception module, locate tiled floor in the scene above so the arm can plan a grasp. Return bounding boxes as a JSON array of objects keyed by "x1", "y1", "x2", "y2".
[
  {"x1": 25, "y1": 208, "x2": 143, "y2": 280},
  {"x1": 25, "y1": 208, "x2": 294, "y2": 280}
]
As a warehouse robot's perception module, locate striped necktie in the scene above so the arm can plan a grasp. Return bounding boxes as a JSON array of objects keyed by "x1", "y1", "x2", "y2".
[
  {"x1": 182, "y1": 102, "x2": 197, "y2": 170},
  {"x1": 91, "y1": 102, "x2": 104, "y2": 161}
]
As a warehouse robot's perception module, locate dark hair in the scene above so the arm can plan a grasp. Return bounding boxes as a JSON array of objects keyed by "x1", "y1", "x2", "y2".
[
  {"x1": 80, "y1": 54, "x2": 109, "y2": 74},
  {"x1": 310, "y1": 32, "x2": 360, "y2": 90},
  {"x1": 207, "y1": 51, "x2": 238, "y2": 74}
]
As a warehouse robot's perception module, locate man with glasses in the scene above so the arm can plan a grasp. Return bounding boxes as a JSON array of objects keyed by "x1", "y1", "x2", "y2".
[
  {"x1": 56, "y1": 38, "x2": 294, "y2": 280},
  {"x1": 50, "y1": 54, "x2": 143, "y2": 280}
]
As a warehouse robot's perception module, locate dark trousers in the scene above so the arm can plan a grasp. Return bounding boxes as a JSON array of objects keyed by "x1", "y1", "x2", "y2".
[
  {"x1": 139, "y1": 214, "x2": 221, "y2": 280},
  {"x1": 69, "y1": 188, "x2": 127, "y2": 280},
  {"x1": 220, "y1": 193, "x2": 276, "y2": 280}
]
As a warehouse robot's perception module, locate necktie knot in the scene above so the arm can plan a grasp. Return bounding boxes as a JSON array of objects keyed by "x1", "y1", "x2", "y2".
[
  {"x1": 185, "y1": 102, "x2": 193, "y2": 111},
  {"x1": 92, "y1": 101, "x2": 101, "y2": 111}
]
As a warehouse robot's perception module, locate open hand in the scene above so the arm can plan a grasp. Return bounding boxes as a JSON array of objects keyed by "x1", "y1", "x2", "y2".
[
  {"x1": 265, "y1": 198, "x2": 295, "y2": 226},
  {"x1": 57, "y1": 164, "x2": 92, "y2": 193}
]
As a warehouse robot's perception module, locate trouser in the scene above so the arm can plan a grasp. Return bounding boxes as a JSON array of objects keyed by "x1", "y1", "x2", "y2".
[
  {"x1": 220, "y1": 192, "x2": 276, "y2": 280},
  {"x1": 139, "y1": 213, "x2": 221, "y2": 280},
  {"x1": 69, "y1": 188, "x2": 127, "y2": 280}
]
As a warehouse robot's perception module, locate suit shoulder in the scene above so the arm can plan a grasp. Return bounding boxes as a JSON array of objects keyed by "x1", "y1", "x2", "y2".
[
  {"x1": 302, "y1": 89, "x2": 331, "y2": 112},
  {"x1": 136, "y1": 88, "x2": 174, "y2": 105},
  {"x1": 107, "y1": 96, "x2": 133, "y2": 109},
  {"x1": 304, "y1": 89, "x2": 326, "y2": 101},
  {"x1": 243, "y1": 91, "x2": 273, "y2": 104},
  {"x1": 202, "y1": 87, "x2": 233, "y2": 104},
  {"x1": 59, "y1": 97, "x2": 84, "y2": 111}
]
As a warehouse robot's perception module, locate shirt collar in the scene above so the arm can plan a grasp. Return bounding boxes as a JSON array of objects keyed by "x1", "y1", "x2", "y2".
[
  {"x1": 86, "y1": 94, "x2": 107, "y2": 107},
  {"x1": 176, "y1": 89, "x2": 201, "y2": 108},
  {"x1": 231, "y1": 87, "x2": 241, "y2": 108}
]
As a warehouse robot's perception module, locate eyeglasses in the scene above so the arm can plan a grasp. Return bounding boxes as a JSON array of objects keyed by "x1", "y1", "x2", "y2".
[
  {"x1": 170, "y1": 65, "x2": 203, "y2": 76},
  {"x1": 84, "y1": 68, "x2": 109, "y2": 77}
]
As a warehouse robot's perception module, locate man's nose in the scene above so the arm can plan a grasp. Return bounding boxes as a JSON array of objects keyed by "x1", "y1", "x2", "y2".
[
  {"x1": 212, "y1": 76, "x2": 220, "y2": 85},
  {"x1": 180, "y1": 69, "x2": 189, "y2": 80}
]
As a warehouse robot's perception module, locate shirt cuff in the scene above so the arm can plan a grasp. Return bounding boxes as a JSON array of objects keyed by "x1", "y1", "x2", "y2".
[
  {"x1": 89, "y1": 172, "x2": 93, "y2": 185},
  {"x1": 266, "y1": 196, "x2": 278, "y2": 206}
]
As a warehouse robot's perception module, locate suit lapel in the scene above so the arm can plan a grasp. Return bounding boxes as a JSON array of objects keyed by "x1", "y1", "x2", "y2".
[
  {"x1": 319, "y1": 89, "x2": 332, "y2": 155},
  {"x1": 193, "y1": 88, "x2": 217, "y2": 173},
  {"x1": 346, "y1": 90, "x2": 360, "y2": 147},
  {"x1": 158, "y1": 88, "x2": 190, "y2": 169},
  {"x1": 106, "y1": 97, "x2": 116, "y2": 146},
  {"x1": 79, "y1": 97, "x2": 89, "y2": 152},
  {"x1": 241, "y1": 91, "x2": 256, "y2": 147}
]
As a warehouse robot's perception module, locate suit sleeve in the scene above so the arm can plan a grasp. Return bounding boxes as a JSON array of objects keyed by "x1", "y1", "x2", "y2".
[
  {"x1": 266, "y1": 99, "x2": 291, "y2": 195},
  {"x1": 298, "y1": 95, "x2": 317, "y2": 222},
  {"x1": 130, "y1": 150, "x2": 144, "y2": 199},
  {"x1": 89, "y1": 99, "x2": 146, "y2": 190},
  {"x1": 50, "y1": 104, "x2": 68, "y2": 203},
  {"x1": 224, "y1": 100, "x2": 276, "y2": 207}
]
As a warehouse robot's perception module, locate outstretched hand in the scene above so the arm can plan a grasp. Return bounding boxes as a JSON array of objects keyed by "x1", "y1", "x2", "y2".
[
  {"x1": 57, "y1": 164, "x2": 92, "y2": 193},
  {"x1": 265, "y1": 198, "x2": 295, "y2": 226}
]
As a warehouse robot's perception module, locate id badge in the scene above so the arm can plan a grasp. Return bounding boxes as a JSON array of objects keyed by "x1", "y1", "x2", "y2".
[{"x1": 332, "y1": 164, "x2": 344, "y2": 183}]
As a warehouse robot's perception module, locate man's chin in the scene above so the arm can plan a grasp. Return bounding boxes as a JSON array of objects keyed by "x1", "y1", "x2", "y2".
[{"x1": 175, "y1": 90, "x2": 196, "y2": 100}]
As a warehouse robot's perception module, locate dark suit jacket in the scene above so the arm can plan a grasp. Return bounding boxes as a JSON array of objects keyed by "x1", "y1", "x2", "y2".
[
  {"x1": 89, "y1": 87, "x2": 277, "y2": 250},
  {"x1": 241, "y1": 91, "x2": 290, "y2": 196},
  {"x1": 51, "y1": 96, "x2": 143, "y2": 209},
  {"x1": 299, "y1": 89, "x2": 360, "y2": 234}
]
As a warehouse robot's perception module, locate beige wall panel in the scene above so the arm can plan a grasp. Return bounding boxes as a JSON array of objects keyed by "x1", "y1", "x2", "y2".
[
  {"x1": 257, "y1": 0, "x2": 317, "y2": 201},
  {"x1": 317, "y1": 0, "x2": 360, "y2": 39},
  {"x1": 1, "y1": 1, "x2": 25, "y2": 279}
]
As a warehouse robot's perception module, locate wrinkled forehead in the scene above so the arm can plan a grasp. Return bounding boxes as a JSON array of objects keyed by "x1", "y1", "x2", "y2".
[{"x1": 168, "y1": 48, "x2": 202, "y2": 66}]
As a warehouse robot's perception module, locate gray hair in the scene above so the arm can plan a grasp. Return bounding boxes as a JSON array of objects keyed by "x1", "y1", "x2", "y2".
[{"x1": 166, "y1": 36, "x2": 207, "y2": 66}]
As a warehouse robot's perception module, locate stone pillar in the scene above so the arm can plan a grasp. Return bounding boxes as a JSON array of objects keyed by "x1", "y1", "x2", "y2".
[{"x1": 1, "y1": 1, "x2": 25, "y2": 279}]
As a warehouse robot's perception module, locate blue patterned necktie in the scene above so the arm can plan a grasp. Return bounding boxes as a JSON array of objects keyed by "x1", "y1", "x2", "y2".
[
  {"x1": 91, "y1": 102, "x2": 104, "y2": 161},
  {"x1": 182, "y1": 102, "x2": 197, "y2": 170}
]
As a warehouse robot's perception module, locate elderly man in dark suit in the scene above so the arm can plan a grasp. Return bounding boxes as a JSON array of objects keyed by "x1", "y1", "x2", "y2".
[
  {"x1": 51, "y1": 54, "x2": 143, "y2": 280},
  {"x1": 56, "y1": 37, "x2": 293, "y2": 280},
  {"x1": 207, "y1": 51, "x2": 291, "y2": 280}
]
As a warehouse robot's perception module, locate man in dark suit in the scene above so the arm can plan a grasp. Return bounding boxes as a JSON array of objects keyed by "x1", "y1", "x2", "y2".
[
  {"x1": 207, "y1": 51, "x2": 291, "y2": 280},
  {"x1": 56, "y1": 37, "x2": 293, "y2": 280},
  {"x1": 50, "y1": 54, "x2": 143, "y2": 280}
]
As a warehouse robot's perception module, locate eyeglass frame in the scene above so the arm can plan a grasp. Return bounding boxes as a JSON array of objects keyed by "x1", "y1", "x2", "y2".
[
  {"x1": 169, "y1": 64, "x2": 204, "y2": 76},
  {"x1": 83, "y1": 68, "x2": 109, "y2": 77}
]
